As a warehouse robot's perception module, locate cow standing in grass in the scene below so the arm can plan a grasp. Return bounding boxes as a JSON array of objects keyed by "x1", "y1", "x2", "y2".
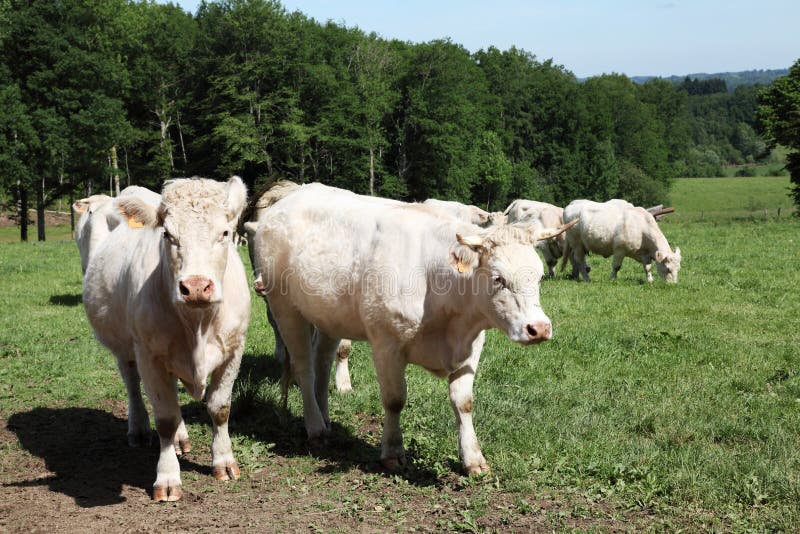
[
  {"x1": 562, "y1": 199, "x2": 682, "y2": 283},
  {"x1": 243, "y1": 180, "x2": 355, "y2": 393},
  {"x1": 504, "y1": 199, "x2": 566, "y2": 278},
  {"x1": 250, "y1": 183, "x2": 574, "y2": 474},
  {"x1": 82, "y1": 177, "x2": 250, "y2": 501},
  {"x1": 72, "y1": 186, "x2": 161, "y2": 273}
]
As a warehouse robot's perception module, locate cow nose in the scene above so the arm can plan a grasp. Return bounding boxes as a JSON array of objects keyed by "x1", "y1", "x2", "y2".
[
  {"x1": 525, "y1": 321, "x2": 552, "y2": 342},
  {"x1": 179, "y1": 276, "x2": 215, "y2": 304}
]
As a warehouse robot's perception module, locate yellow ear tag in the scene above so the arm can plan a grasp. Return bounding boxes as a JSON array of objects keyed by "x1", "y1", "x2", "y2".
[
  {"x1": 456, "y1": 260, "x2": 467, "y2": 273},
  {"x1": 128, "y1": 216, "x2": 144, "y2": 229}
]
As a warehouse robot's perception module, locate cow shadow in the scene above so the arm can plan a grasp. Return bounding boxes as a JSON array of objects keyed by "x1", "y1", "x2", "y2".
[
  {"x1": 216, "y1": 353, "x2": 443, "y2": 487},
  {"x1": 49, "y1": 293, "x2": 82, "y2": 306},
  {"x1": 4, "y1": 407, "x2": 208, "y2": 507}
]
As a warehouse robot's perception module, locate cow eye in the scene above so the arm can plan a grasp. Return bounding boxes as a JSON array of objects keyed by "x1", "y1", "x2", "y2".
[
  {"x1": 220, "y1": 230, "x2": 230, "y2": 242},
  {"x1": 163, "y1": 230, "x2": 177, "y2": 246},
  {"x1": 492, "y1": 274, "x2": 507, "y2": 288}
]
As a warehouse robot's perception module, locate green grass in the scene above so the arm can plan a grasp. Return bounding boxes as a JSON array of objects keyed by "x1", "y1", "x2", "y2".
[
  {"x1": 671, "y1": 176, "x2": 794, "y2": 219},
  {"x1": 1, "y1": 179, "x2": 799, "y2": 529}
]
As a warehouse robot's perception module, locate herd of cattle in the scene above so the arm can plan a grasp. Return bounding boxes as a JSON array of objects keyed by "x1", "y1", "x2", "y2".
[{"x1": 72, "y1": 177, "x2": 681, "y2": 501}]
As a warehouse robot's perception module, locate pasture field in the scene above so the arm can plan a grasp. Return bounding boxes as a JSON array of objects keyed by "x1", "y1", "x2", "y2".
[
  {"x1": 1, "y1": 193, "x2": 799, "y2": 531},
  {"x1": 670, "y1": 176, "x2": 794, "y2": 219}
]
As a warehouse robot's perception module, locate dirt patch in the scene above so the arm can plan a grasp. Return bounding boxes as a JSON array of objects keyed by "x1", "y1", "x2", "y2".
[
  {"x1": 0, "y1": 210, "x2": 72, "y2": 228},
  {"x1": 0, "y1": 407, "x2": 664, "y2": 532}
]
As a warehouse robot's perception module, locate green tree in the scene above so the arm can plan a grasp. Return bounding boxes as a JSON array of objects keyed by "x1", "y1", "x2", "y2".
[
  {"x1": 757, "y1": 59, "x2": 800, "y2": 210},
  {"x1": 2, "y1": 0, "x2": 134, "y2": 240},
  {"x1": 473, "y1": 131, "x2": 513, "y2": 210}
]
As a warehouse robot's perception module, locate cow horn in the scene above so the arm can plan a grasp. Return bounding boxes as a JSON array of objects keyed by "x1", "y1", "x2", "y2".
[
  {"x1": 535, "y1": 218, "x2": 579, "y2": 242},
  {"x1": 652, "y1": 207, "x2": 675, "y2": 217}
]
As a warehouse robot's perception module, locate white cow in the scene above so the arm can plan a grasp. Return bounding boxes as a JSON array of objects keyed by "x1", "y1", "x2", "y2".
[
  {"x1": 423, "y1": 198, "x2": 506, "y2": 227},
  {"x1": 243, "y1": 180, "x2": 355, "y2": 393},
  {"x1": 72, "y1": 186, "x2": 161, "y2": 273},
  {"x1": 251, "y1": 183, "x2": 574, "y2": 474},
  {"x1": 504, "y1": 199, "x2": 566, "y2": 277},
  {"x1": 83, "y1": 177, "x2": 250, "y2": 501},
  {"x1": 562, "y1": 199, "x2": 682, "y2": 283}
]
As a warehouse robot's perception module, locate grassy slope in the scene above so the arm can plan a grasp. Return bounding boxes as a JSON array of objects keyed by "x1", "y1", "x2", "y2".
[{"x1": 1, "y1": 179, "x2": 799, "y2": 529}]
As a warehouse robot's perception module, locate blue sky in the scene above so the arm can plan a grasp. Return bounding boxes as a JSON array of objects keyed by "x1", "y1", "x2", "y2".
[{"x1": 170, "y1": 1, "x2": 799, "y2": 78}]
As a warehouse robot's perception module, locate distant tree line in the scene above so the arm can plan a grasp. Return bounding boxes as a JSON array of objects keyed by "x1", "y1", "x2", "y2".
[{"x1": 0, "y1": 0, "x2": 788, "y2": 240}]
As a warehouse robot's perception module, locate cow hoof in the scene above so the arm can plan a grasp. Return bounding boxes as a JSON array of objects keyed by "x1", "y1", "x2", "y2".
[
  {"x1": 381, "y1": 455, "x2": 406, "y2": 472},
  {"x1": 335, "y1": 384, "x2": 353, "y2": 394},
  {"x1": 466, "y1": 463, "x2": 491, "y2": 476},
  {"x1": 173, "y1": 438, "x2": 192, "y2": 456},
  {"x1": 213, "y1": 462, "x2": 240, "y2": 481},
  {"x1": 152, "y1": 483, "x2": 182, "y2": 502},
  {"x1": 128, "y1": 431, "x2": 152, "y2": 448}
]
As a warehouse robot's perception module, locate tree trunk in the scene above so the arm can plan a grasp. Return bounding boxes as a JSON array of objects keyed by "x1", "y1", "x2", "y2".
[
  {"x1": 18, "y1": 182, "x2": 28, "y2": 242},
  {"x1": 124, "y1": 146, "x2": 131, "y2": 187},
  {"x1": 369, "y1": 147, "x2": 375, "y2": 196},
  {"x1": 110, "y1": 145, "x2": 120, "y2": 196},
  {"x1": 69, "y1": 186, "x2": 75, "y2": 238},
  {"x1": 37, "y1": 176, "x2": 46, "y2": 242},
  {"x1": 176, "y1": 111, "x2": 188, "y2": 167}
]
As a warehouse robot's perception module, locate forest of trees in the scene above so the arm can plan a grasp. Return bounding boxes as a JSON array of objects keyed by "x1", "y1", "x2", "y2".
[{"x1": 0, "y1": 0, "x2": 789, "y2": 240}]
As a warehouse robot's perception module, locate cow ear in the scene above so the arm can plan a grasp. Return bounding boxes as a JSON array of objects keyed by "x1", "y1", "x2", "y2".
[
  {"x1": 116, "y1": 197, "x2": 160, "y2": 228},
  {"x1": 225, "y1": 175, "x2": 248, "y2": 224},
  {"x1": 674, "y1": 247, "x2": 681, "y2": 258},
  {"x1": 534, "y1": 218, "x2": 579, "y2": 242},
  {"x1": 456, "y1": 233, "x2": 485, "y2": 251},
  {"x1": 451, "y1": 234, "x2": 483, "y2": 276},
  {"x1": 72, "y1": 199, "x2": 90, "y2": 214}
]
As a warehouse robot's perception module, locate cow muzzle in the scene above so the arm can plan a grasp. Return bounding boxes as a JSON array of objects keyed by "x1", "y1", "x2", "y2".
[
  {"x1": 525, "y1": 320, "x2": 552, "y2": 344},
  {"x1": 178, "y1": 275, "x2": 216, "y2": 306}
]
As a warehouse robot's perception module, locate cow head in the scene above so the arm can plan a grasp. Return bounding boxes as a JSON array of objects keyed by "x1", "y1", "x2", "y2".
[
  {"x1": 480, "y1": 211, "x2": 508, "y2": 228},
  {"x1": 73, "y1": 194, "x2": 119, "y2": 274},
  {"x1": 655, "y1": 247, "x2": 682, "y2": 283},
  {"x1": 451, "y1": 219, "x2": 577, "y2": 345},
  {"x1": 117, "y1": 176, "x2": 247, "y2": 307}
]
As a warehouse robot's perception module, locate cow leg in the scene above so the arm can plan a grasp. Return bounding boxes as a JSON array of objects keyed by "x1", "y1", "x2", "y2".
[
  {"x1": 266, "y1": 304, "x2": 287, "y2": 365},
  {"x1": 449, "y1": 331, "x2": 489, "y2": 475},
  {"x1": 334, "y1": 339, "x2": 353, "y2": 393},
  {"x1": 174, "y1": 419, "x2": 191, "y2": 455},
  {"x1": 643, "y1": 258, "x2": 654, "y2": 283},
  {"x1": 206, "y1": 343, "x2": 243, "y2": 481},
  {"x1": 270, "y1": 302, "x2": 328, "y2": 442},
  {"x1": 311, "y1": 330, "x2": 339, "y2": 430},
  {"x1": 610, "y1": 251, "x2": 625, "y2": 281},
  {"x1": 114, "y1": 356, "x2": 152, "y2": 447},
  {"x1": 573, "y1": 247, "x2": 591, "y2": 282},
  {"x1": 136, "y1": 350, "x2": 183, "y2": 502},
  {"x1": 546, "y1": 260, "x2": 557, "y2": 279},
  {"x1": 372, "y1": 343, "x2": 407, "y2": 470}
]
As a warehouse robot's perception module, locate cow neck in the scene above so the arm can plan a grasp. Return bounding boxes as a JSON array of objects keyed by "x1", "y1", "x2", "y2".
[
  {"x1": 646, "y1": 221, "x2": 673, "y2": 257},
  {"x1": 160, "y1": 256, "x2": 220, "y2": 401}
]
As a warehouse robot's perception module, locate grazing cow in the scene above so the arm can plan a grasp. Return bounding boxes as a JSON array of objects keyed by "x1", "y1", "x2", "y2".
[
  {"x1": 562, "y1": 199, "x2": 682, "y2": 283},
  {"x1": 504, "y1": 199, "x2": 566, "y2": 277},
  {"x1": 83, "y1": 177, "x2": 250, "y2": 501},
  {"x1": 243, "y1": 181, "x2": 354, "y2": 393},
  {"x1": 423, "y1": 198, "x2": 506, "y2": 227},
  {"x1": 250, "y1": 183, "x2": 574, "y2": 474},
  {"x1": 72, "y1": 186, "x2": 161, "y2": 273}
]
